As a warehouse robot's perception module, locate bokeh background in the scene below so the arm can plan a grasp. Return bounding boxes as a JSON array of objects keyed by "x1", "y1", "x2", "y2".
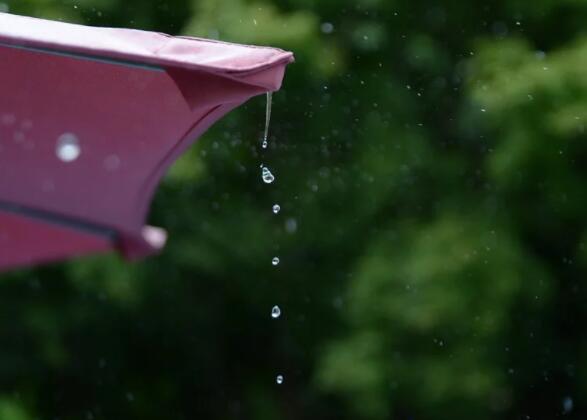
[{"x1": 2, "y1": 0, "x2": 587, "y2": 418}]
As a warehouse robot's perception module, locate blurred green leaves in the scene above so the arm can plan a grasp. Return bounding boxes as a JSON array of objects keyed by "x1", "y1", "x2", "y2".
[
  {"x1": 0, "y1": 399, "x2": 32, "y2": 420},
  {"x1": 318, "y1": 216, "x2": 551, "y2": 418}
]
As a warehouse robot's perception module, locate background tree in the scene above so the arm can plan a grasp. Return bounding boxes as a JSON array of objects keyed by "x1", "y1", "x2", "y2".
[{"x1": 2, "y1": 0, "x2": 587, "y2": 418}]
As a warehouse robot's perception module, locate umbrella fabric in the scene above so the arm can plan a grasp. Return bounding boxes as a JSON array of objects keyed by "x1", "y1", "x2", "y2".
[{"x1": 0, "y1": 12, "x2": 293, "y2": 271}]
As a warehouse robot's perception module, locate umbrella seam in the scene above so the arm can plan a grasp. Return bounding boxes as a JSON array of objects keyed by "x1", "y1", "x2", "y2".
[{"x1": 0, "y1": 199, "x2": 117, "y2": 240}]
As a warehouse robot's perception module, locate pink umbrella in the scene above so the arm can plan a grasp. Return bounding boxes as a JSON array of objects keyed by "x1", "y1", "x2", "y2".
[{"x1": 0, "y1": 12, "x2": 293, "y2": 271}]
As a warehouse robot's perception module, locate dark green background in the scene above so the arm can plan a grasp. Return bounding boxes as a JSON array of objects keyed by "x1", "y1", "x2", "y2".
[{"x1": 3, "y1": 0, "x2": 587, "y2": 418}]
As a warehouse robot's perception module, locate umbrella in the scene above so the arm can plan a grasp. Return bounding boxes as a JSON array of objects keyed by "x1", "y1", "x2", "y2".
[{"x1": 0, "y1": 12, "x2": 293, "y2": 271}]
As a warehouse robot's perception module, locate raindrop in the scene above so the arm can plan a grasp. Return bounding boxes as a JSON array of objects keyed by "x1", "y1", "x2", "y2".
[
  {"x1": 563, "y1": 396, "x2": 573, "y2": 413},
  {"x1": 272, "y1": 257, "x2": 280, "y2": 266},
  {"x1": 272, "y1": 204, "x2": 281, "y2": 214},
  {"x1": 271, "y1": 305, "x2": 281, "y2": 318},
  {"x1": 321, "y1": 22, "x2": 334, "y2": 34},
  {"x1": 285, "y1": 218, "x2": 297, "y2": 233},
  {"x1": 261, "y1": 166, "x2": 275, "y2": 184},
  {"x1": 276, "y1": 374, "x2": 284, "y2": 384},
  {"x1": 56, "y1": 133, "x2": 81, "y2": 162}
]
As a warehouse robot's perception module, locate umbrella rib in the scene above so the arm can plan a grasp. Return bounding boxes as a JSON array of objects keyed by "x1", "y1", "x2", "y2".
[
  {"x1": 0, "y1": 41, "x2": 164, "y2": 72},
  {"x1": 0, "y1": 199, "x2": 117, "y2": 240}
]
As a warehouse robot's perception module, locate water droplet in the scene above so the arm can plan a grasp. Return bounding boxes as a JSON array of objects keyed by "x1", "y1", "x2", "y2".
[
  {"x1": 272, "y1": 257, "x2": 280, "y2": 266},
  {"x1": 276, "y1": 374, "x2": 284, "y2": 384},
  {"x1": 271, "y1": 305, "x2": 281, "y2": 319},
  {"x1": 285, "y1": 218, "x2": 297, "y2": 233},
  {"x1": 563, "y1": 396, "x2": 573, "y2": 413},
  {"x1": 321, "y1": 22, "x2": 334, "y2": 34},
  {"x1": 272, "y1": 204, "x2": 281, "y2": 214},
  {"x1": 262, "y1": 167, "x2": 275, "y2": 184},
  {"x1": 261, "y1": 92, "x2": 272, "y2": 149},
  {"x1": 56, "y1": 133, "x2": 81, "y2": 162}
]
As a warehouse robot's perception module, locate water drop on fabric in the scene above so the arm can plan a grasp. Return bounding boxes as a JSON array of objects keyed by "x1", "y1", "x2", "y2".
[{"x1": 56, "y1": 133, "x2": 81, "y2": 162}]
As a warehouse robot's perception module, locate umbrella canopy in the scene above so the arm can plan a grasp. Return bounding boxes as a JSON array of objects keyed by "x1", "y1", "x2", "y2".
[{"x1": 0, "y1": 12, "x2": 293, "y2": 271}]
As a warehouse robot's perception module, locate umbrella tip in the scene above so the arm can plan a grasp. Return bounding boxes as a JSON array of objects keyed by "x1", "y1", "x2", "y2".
[{"x1": 141, "y1": 225, "x2": 167, "y2": 250}]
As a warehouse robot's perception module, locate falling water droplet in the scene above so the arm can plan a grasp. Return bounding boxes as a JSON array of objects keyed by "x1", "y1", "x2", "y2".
[
  {"x1": 56, "y1": 133, "x2": 81, "y2": 162},
  {"x1": 272, "y1": 204, "x2": 281, "y2": 214},
  {"x1": 272, "y1": 257, "x2": 280, "y2": 266},
  {"x1": 321, "y1": 22, "x2": 334, "y2": 34},
  {"x1": 261, "y1": 92, "x2": 272, "y2": 149},
  {"x1": 262, "y1": 167, "x2": 275, "y2": 184},
  {"x1": 276, "y1": 375, "x2": 284, "y2": 385},
  {"x1": 285, "y1": 218, "x2": 298, "y2": 233},
  {"x1": 271, "y1": 305, "x2": 281, "y2": 318},
  {"x1": 563, "y1": 396, "x2": 574, "y2": 414}
]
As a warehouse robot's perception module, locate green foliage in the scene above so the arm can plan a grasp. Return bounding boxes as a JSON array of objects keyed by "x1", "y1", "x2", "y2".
[
  {"x1": 0, "y1": 399, "x2": 32, "y2": 420},
  {"x1": 318, "y1": 217, "x2": 552, "y2": 418},
  {"x1": 2, "y1": 0, "x2": 587, "y2": 418}
]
